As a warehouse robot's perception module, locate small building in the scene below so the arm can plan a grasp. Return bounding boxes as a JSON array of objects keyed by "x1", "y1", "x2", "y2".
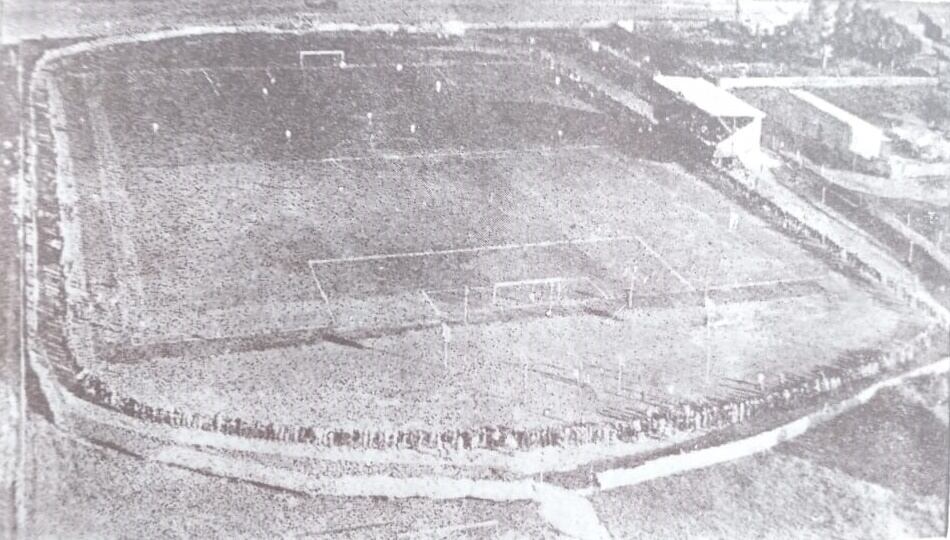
[
  {"x1": 739, "y1": 87, "x2": 890, "y2": 173},
  {"x1": 788, "y1": 89, "x2": 889, "y2": 160},
  {"x1": 919, "y1": 9, "x2": 944, "y2": 42},
  {"x1": 652, "y1": 74, "x2": 765, "y2": 162}
]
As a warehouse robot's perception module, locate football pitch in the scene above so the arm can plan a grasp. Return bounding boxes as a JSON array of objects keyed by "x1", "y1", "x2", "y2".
[{"x1": 51, "y1": 34, "x2": 930, "y2": 431}]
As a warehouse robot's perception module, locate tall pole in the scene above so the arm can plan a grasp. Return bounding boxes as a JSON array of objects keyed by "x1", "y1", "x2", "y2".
[
  {"x1": 521, "y1": 354, "x2": 529, "y2": 399},
  {"x1": 626, "y1": 266, "x2": 636, "y2": 308},
  {"x1": 704, "y1": 287, "x2": 712, "y2": 385},
  {"x1": 617, "y1": 355, "x2": 624, "y2": 394}
]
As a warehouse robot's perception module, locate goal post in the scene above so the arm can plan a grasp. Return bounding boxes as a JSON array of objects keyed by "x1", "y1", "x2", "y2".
[
  {"x1": 304, "y1": 235, "x2": 645, "y2": 327},
  {"x1": 490, "y1": 276, "x2": 608, "y2": 309},
  {"x1": 299, "y1": 49, "x2": 347, "y2": 68}
]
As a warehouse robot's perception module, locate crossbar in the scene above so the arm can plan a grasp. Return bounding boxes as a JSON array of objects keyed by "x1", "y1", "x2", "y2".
[
  {"x1": 299, "y1": 49, "x2": 346, "y2": 68},
  {"x1": 493, "y1": 276, "x2": 577, "y2": 288}
]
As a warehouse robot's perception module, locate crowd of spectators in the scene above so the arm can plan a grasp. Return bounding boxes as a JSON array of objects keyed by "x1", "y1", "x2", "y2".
[{"x1": 72, "y1": 320, "x2": 943, "y2": 452}]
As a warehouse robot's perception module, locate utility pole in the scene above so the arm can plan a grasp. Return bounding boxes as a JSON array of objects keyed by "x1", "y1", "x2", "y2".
[
  {"x1": 617, "y1": 355, "x2": 624, "y2": 394},
  {"x1": 704, "y1": 287, "x2": 712, "y2": 385},
  {"x1": 521, "y1": 354, "x2": 529, "y2": 401}
]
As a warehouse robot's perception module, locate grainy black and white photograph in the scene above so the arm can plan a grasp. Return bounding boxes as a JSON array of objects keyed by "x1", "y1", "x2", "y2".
[{"x1": 1, "y1": 0, "x2": 949, "y2": 538}]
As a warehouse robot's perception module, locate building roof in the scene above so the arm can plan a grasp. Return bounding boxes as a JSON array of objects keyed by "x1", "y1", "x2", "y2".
[
  {"x1": 789, "y1": 88, "x2": 888, "y2": 159},
  {"x1": 787, "y1": 89, "x2": 886, "y2": 141},
  {"x1": 653, "y1": 74, "x2": 765, "y2": 119}
]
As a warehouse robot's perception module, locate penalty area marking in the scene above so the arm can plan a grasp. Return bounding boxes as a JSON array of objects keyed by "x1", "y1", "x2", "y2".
[
  {"x1": 632, "y1": 233, "x2": 696, "y2": 293},
  {"x1": 307, "y1": 235, "x2": 638, "y2": 266},
  {"x1": 704, "y1": 273, "x2": 827, "y2": 294},
  {"x1": 311, "y1": 144, "x2": 605, "y2": 165}
]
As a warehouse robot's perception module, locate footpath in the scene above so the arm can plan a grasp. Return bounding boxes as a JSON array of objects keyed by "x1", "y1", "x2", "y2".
[{"x1": 734, "y1": 152, "x2": 950, "y2": 326}]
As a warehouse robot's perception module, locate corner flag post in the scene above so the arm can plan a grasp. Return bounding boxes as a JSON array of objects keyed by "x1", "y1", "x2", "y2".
[
  {"x1": 625, "y1": 266, "x2": 637, "y2": 308},
  {"x1": 441, "y1": 322, "x2": 452, "y2": 368},
  {"x1": 617, "y1": 355, "x2": 624, "y2": 393},
  {"x1": 522, "y1": 354, "x2": 529, "y2": 396},
  {"x1": 463, "y1": 286, "x2": 469, "y2": 324}
]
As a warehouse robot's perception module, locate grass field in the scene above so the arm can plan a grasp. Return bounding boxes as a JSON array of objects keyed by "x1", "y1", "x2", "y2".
[{"x1": 51, "y1": 33, "x2": 932, "y2": 431}]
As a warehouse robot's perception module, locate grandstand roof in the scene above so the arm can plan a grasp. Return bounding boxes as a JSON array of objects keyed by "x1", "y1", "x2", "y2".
[{"x1": 654, "y1": 75, "x2": 765, "y2": 119}]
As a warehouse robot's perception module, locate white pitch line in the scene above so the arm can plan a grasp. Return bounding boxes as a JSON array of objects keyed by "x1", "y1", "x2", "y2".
[
  {"x1": 632, "y1": 234, "x2": 696, "y2": 293},
  {"x1": 133, "y1": 145, "x2": 606, "y2": 176},
  {"x1": 419, "y1": 289, "x2": 444, "y2": 318},
  {"x1": 312, "y1": 144, "x2": 604, "y2": 165},
  {"x1": 308, "y1": 235, "x2": 637, "y2": 266},
  {"x1": 15, "y1": 46, "x2": 28, "y2": 537},
  {"x1": 705, "y1": 274, "x2": 826, "y2": 293},
  {"x1": 80, "y1": 77, "x2": 146, "y2": 328},
  {"x1": 200, "y1": 69, "x2": 220, "y2": 96},
  {"x1": 71, "y1": 61, "x2": 530, "y2": 78}
]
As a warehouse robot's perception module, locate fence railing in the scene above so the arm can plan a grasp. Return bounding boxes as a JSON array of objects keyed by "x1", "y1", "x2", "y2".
[{"x1": 71, "y1": 321, "x2": 946, "y2": 452}]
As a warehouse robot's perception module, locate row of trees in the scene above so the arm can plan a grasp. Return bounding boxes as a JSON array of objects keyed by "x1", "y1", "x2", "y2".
[{"x1": 771, "y1": 0, "x2": 921, "y2": 68}]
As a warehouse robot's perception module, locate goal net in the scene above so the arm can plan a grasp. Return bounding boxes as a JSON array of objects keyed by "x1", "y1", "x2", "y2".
[
  {"x1": 490, "y1": 276, "x2": 607, "y2": 309},
  {"x1": 299, "y1": 50, "x2": 347, "y2": 68},
  {"x1": 306, "y1": 236, "x2": 640, "y2": 328}
]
